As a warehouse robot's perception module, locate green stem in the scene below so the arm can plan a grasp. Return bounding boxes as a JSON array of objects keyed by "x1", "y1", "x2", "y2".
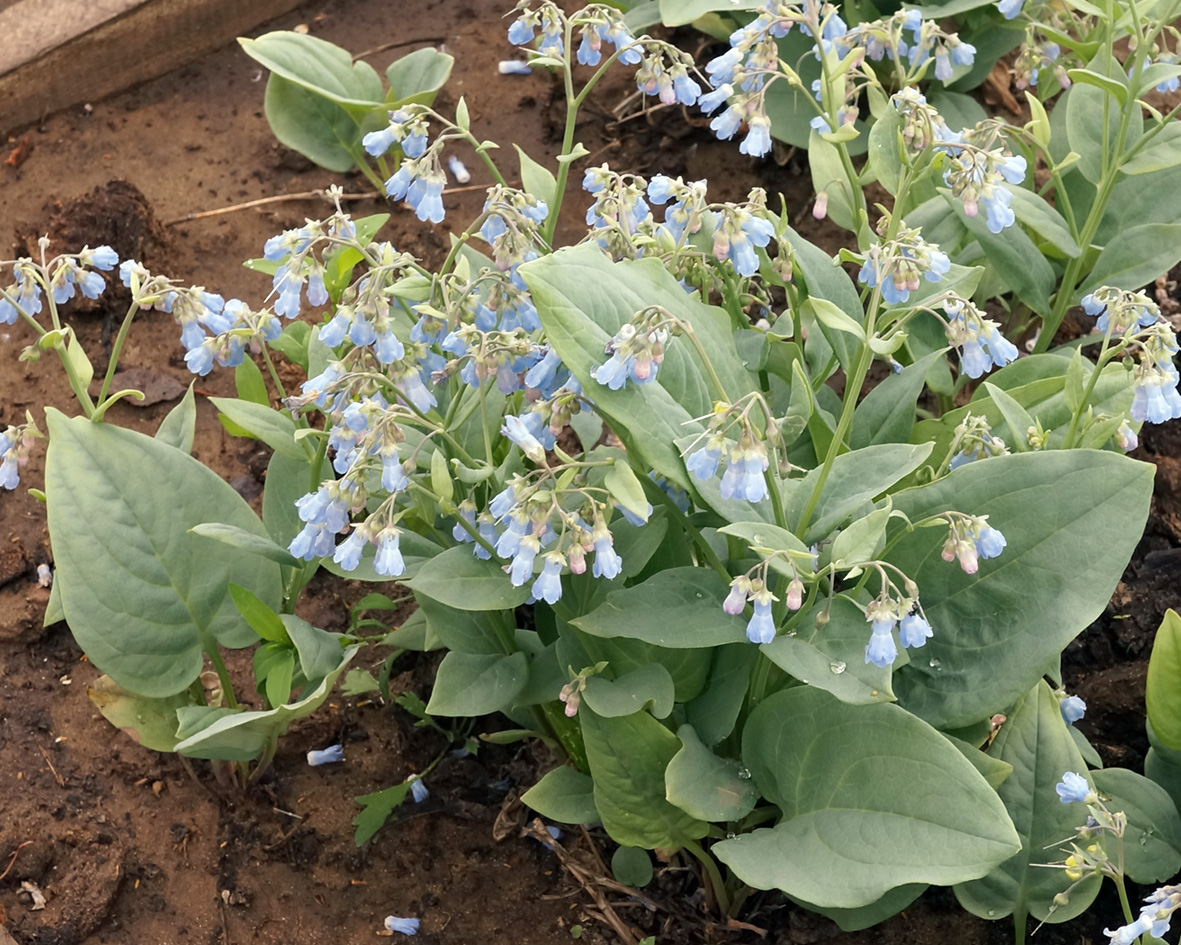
[
  {"x1": 96, "y1": 301, "x2": 140, "y2": 407},
  {"x1": 683, "y1": 840, "x2": 731, "y2": 915},
  {"x1": 206, "y1": 645, "x2": 240, "y2": 710},
  {"x1": 259, "y1": 344, "x2": 289, "y2": 402},
  {"x1": 478, "y1": 382, "x2": 495, "y2": 466}
]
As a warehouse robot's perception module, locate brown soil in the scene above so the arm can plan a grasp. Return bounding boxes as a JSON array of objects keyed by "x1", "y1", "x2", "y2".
[{"x1": 0, "y1": 2, "x2": 1178, "y2": 944}]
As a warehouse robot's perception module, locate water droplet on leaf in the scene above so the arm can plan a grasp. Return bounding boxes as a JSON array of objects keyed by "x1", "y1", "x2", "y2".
[
  {"x1": 737, "y1": 767, "x2": 752, "y2": 780},
  {"x1": 929, "y1": 658, "x2": 942, "y2": 670},
  {"x1": 829, "y1": 660, "x2": 846, "y2": 675}
]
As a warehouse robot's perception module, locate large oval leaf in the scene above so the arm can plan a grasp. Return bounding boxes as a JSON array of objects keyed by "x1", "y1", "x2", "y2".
[
  {"x1": 714, "y1": 687, "x2": 1020, "y2": 908},
  {"x1": 889, "y1": 451, "x2": 1153, "y2": 729},
  {"x1": 954, "y1": 681, "x2": 1100, "y2": 924},
  {"x1": 45, "y1": 410, "x2": 283, "y2": 697}
]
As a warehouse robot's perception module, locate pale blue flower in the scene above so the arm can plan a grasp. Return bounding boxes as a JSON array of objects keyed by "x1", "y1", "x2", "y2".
[
  {"x1": 307, "y1": 744, "x2": 344, "y2": 766},
  {"x1": 384, "y1": 916, "x2": 420, "y2": 936},
  {"x1": 1056, "y1": 771, "x2": 1091, "y2": 803},
  {"x1": 1060, "y1": 694, "x2": 1086, "y2": 725}
]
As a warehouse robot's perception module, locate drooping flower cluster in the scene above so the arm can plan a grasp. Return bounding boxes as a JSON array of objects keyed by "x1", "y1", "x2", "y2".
[
  {"x1": 507, "y1": 3, "x2": 699, "y2": 111},
  {"x1": 364, "y1": 106, "x2": 448, "y2": 223},
  {"x1": 1013, "y1": 39, "x2": 1068, "y2": 89},
  {"x1": 864, "y1": 595, "x2": 933, "y2": 667},
  {"x1": 479, "y1": 185, "x2": 549, "y2": 270},
  {"x1": 591, "y1": 306, "x2": 671, "y2": 390},
  {"x1": 940, "y1": 512, "x2": 1007, "y2": 574},
  {"x1": 0, "y1": 243, "x2": 118, "y2": 326},
  {"x1": 0, "y1": 423, "x2": 35, "y2": 491},
  {"x1": 1104, "y1": 885, "x2": 1181, "y2": 945},
  {"x1": 683, "y1": 396, "x2": 787, "y2": 505},
  {"x1": 698, "y1": 2, "x2": 975, "y2": 159},
  {"x1": 936, "y1": 123, "x2": 1027, "y2": 233},
  {"x1": 1082, "y1": 287, "x2": 1181, "y2": 425},
  {"x1": 857, "y1": 226, "x2": 951, "y2": 305},
  {"x1": 947, "y1": 414, "x2": 1010, "y2": 469},
  {"x1": 942, "y1": 296, "x2": 1020, "y2": 378}
]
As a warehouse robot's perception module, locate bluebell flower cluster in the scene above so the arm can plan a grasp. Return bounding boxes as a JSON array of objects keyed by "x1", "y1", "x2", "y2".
[
  {"x1": 1104, "y1": 885, "x2": 1181, "y2": 945},
  {"x1": 713, "y1": 198, "x2": 776, "y2": 277},
  {"x1": 723, "y1": 576, "x2": 779, "y2": 644},
  {"x1": 941, "y1": 513, "x2": 1007, "y2": 574},
  {"x1": 863, "y1": 597, "x2": 932, "y2": 667},
  {"x1": 1082, "y1": 288, "x2": 1181, "y2": 425},
  {"x1": 1014, "y1": 40, "x2": 1067, "y2": 89},
  {"x1": 0, "y1": 244, "x2": 116, "y2": 325},
  {"x1": 362, "y1": 107, "x2": 430, "y2": 161},
  {"x1": 857, "y1": 229, "x2": 951, "y2": 305},
  {"x1": 479, "y1": 185, "x2": 549, "y2": 269},
  {"x1": 936, "y1": 128, "x2": 1027, "y2": 233},
  {"x1": 591, "y1": 317, "x2": 669, "y2": 390},
  {"x1": 0, "y1": 259, "x2": 43, "y2": 325},
  {"x1": 0, "y1": 425, "x2": 30, "y2": 491},
  {"x1": 947, "y1": 414, "x2": 1011, "y2": 469},
  {"x1": 362, "y1": 107, "x2": 448, "y2": 224},
  {"x1": 942, "y1": 297, "x2": 1020, "y2": 378}
]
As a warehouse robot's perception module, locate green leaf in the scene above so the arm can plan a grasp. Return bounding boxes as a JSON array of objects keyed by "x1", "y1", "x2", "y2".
[
  {"x1": 1078, "y1": 223, "x2": 1181, "y2": 295},
  {"x1": 1146, "y1": 721, "x2": 1181, "y2": 812},
  {"x1": 889, "y1": 452, "x2": 1153, "y2": 729},
  {"x1": 806, "y1": 297, "x2": 865, "y2": 341},
  {"x1": 262, "y1": 73, "x2": 365, "y2": 173},
  {"x1": 1006, "y1": 187, "x2": 1081, "y2": 258},
  {"x1": 715, "y1": 687, "x2": 1020, "y2": 908},
  {"x1": 522, "y1": 766, "x2": 600, "y2": 825},
  {"x1": 866, "y1": 100, "x2": 903, "y2": 195},
  {"x1": 413, "y1": 592, "x2": 504, "y2": 655},
  {"x1": 269, "y1": 320, "x2": 311, "y2": 371},
  {"x1": 611, "y1": 847, "x2": 653, "y2": 887},
  {"x1": 583, "y1": 663, "x2": 675, "y2": 719},
  {"x1": 981, "y1": 382, "x2": 1035, "y2": 452},
  {"x1": 210, "y1": 397, "x2": 305, "y2": 460},
  {"x1": 353, "y1": 783, "x2": 410, "y2": 845},
  {"x1": 657, "y1": 0, "x2": 766, "y2": 25},
  {"x1": 572, "y1": 567, "x2": 748, "y2": 648},
  {"x1": 386, "y1": 47, "x2": 454, "y2": 105},
  {"x1": 760, "y1": 596, "x2": 895, "y2": 705},
  {"x1": 425, "y1": 651, "x2": 528, "y2": 716},
  {"x1": 45, "y1": 410, "x2": 282, "y2": 697},
  {"x1": 830, "y1": 505, "x2": 890, "y2": 566},
  {"x1": 1122, "y1": 123, "x2": 1181, "y2": 175},
  {"x1": 341, "y1": 668, "x2": 380, "y2": 697},
  {"x1": 851, "y1": 350, "x2": 945, "y2": 449},
  {"x1": 1147, "y1": 609, "x2": 1181, "y2": 749},
  {"x1": 1091, "y1": 767, "x2": 1181, "y2": 883},
  {"x1": 235, "y1": 357, "x2": 269, "y2": 405},
  {"x1": 156, "y1": 383, "x2": 196, "y2": 453},
  {"x1": 405, "y1": 545, "x2": 531, "y2": 612},
  {"x1": 1065, "y1": 80, "x2": 1142, "y2": 184},
  {"x1": 665, "y1": 724, "x2": 757, "y2": 822},
  {"x1": 579, "y1": 707, "x2": 709, "y2": 848},
  {"x1": 520, "y1": 246, "x2": 756, "y2": 493},
  {"x1": 174, "y1": 647, "x2": 356, "y2": 760},
  {"x1": 229, "y1": 583, "x2": 290, "y2": 644},
  {"x1": 88, "y1": 675, "x2": 196, "y2": 752},
  {"x1": 239, "y1": 32, "x2": 384, "y2": 110},
  {"x1": 1067, "y1": 67, "x2": 1128, "y2": 105},
  {"x1": 786, "y1": 443, "x2": 934, "y2": 543},
  {"x1": 282, "y1": 614, "x2": 344, "y2": 681},
  {"x1": 954, "y1": 681, "x2": 1100, "y2": 923},
  {"x1": 684, "y1": 644, "x2": 757, "y2": 746},
  {"x1": 787, "y1": 885, "x2": 927, "y2": 933},
  {"x1": 261, "y1": 451, "x2": 309, "y2": 550},
  {"x1": 191, "y1": 523, "x2": 301, "y2": 568},
  {"x1": 514, "y1": 144, "x2": 558, "y2": 210},
  {"x1": 785, "y1": 228, "x2": 865, "y2": 371},
  {"x1": 604, "y1": 461, "x2": 650, "y2": 522}
]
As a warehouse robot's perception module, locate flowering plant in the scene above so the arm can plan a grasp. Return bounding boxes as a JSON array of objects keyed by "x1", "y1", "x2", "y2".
[{"x1": 1, "y1": 0, "x2": 1179, "y2": 932}]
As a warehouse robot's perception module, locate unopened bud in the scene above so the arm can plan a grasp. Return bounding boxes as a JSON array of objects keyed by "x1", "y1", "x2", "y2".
[{"x1": 812, "y1": 191, "x2": 828, "y2": 220}]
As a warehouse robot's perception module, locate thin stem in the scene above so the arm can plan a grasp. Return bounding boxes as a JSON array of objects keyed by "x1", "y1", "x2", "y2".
[
  {"x1": 683, "y1": 840, "x2": 731, "y2": 915},
  {"x1": 206, "y1": 645, "x2": 240, "y2": 710},
  {"x1": 96, "y1": 302, "x2": 140, "y2": 407}
]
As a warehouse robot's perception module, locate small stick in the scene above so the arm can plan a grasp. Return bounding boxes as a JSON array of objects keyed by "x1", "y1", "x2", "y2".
[
  {"x1": 0, "y1": 841, "x2": 33, "y2": 882},
  {"x1": 37, "y1": 745, "x2": 65, "y2": 787},
  {"x1": 353, "y1": 37, "x2": 446, "y2": 61},
  {"x1": 163, "y1": 182, "x2": 507, "y2": 227}
]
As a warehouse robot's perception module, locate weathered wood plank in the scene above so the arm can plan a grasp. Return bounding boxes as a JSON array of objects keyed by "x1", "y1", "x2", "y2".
[{"x1": 0, "y1": 0, "x2": 306, "y2": 137}]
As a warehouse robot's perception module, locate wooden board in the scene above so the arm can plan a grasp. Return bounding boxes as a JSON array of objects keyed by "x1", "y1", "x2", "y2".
[{"x1": 0, "y1": 0, "x2": 305, "y2": 137}]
